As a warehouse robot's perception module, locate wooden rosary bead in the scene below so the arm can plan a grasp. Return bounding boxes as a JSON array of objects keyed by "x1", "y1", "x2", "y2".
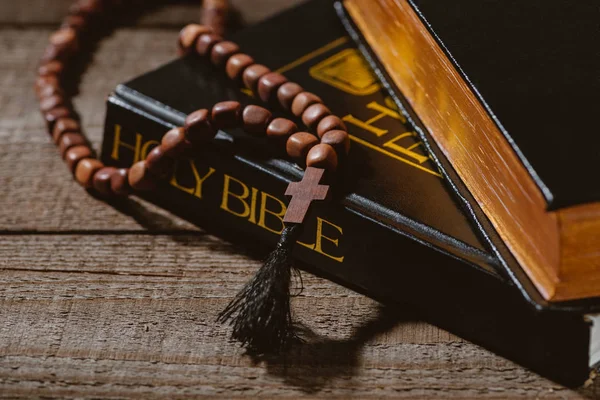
[
  {"x1": 50, "y1": 27, "x2": 78, "y2": 47},
  {"x1": 59, "y1": 132, "x2": 87, "y2": 157},
  {"x1": 178, "y1": 24, "x2": 212, "y2": 55},
  {"x1": 210, "y1": 41, "x2": 240, "y2": 66},
  {"x1": 35, "y1": 75, "x2": 59, "y2": 96},
  {"x1": 48, "y1": 28, "x2": 78, "y2": 58},
  {"x1": 52, "y1": 118, "x2": 80, "y2": 143},
  {"x1": 92, "y1": 166, "x2": 117, "y2": 196},
  {"x1": 317, "y1": 115, "x2": 347, "y2": 138},
  {"x1": 39, "y1": 94, "x2": 66, "y2": 113},
  {"x1": 70, "y1": 0, "x2": 104, "y2": 17},
  {"x1": 211, "y1": 101, "x2": 241, "y2": 129},
  {"x1": 286, "y1": 132, "x2": 319, "y2": 161},
  {"x1": 128, "y1": 161, "x2": 157, "y2": 191},
  {"x1": 110, "y1": 168, "x2": 131, "y2": 196},
  {"x1": 44, "y1": 107, "x2": 74, "y2": 130},
  {"x1": 202, "y1": 0, "x2": 228, "y2": 36},
  {"x1": 37, "y1": 85, "x2": 64, "y2": 100},
  {"x1": 38, "y1": 61, "x2": 65, "y2": 77},
  {"x1": 75, "y1": 158, "x2": 104, "y2": 189},
  {"x1": 65, "y1": 145, "x2": 92, "y2": 173},
  {"x1": 185, "y1": 109, "x2": 216, "y2": 143},
  {"x1": 61, "y1": 15, "x2": 86, "y2": 31},
  {"x1": 195, "y1": 33, "x2": 223, "y2": 57},
  {"x1": 257, "y1": 72, "x2": 288, "y2": 104},
  {"x1": 242, "y1": 105, "x2": 272, "y2": 135},
  {"x1": 266, "y1": 118, "x2": 298, "y2": 139},
  {"x1": 320, "y1": 129, "x2": 350, "y2": 156},
  {"x1": 291, "y1": 92, "x2": 322, "y2": 117},
  {"x1": 145, "y1": 145, "x2": 175, "y2": 178},
  {"x1": 277, "y1": 82, "x2": 304, "y2": 111},
  {"x1": 161, "y1": 127, "x2": 190, "y2": 156},
  {"x1": 306, "y1": 143, "x2": 338, "y2": 172},
  {"x1": 242, "y1": 64, "x2": 270, "y2": 93},
  {"x1": 302, "y1": 103, "x2": 331, "y2": 130},
  {"x1": 225, "y1": 54, "x2": 254, "y2": 82}
]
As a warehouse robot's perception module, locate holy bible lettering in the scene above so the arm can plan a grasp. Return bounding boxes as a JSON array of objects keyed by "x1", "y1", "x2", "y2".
[{"x1": 110, "y1": 124, "x2": 345, "y2": 263}]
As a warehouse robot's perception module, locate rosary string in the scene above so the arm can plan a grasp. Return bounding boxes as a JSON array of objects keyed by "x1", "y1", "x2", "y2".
[{"x1": 36, "y1": 0, "x2": 350, "y2": 354}]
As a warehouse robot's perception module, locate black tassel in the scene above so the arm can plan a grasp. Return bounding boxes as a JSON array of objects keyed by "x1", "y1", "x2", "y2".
[{"x1": 218, "y1": 223, "x2": 303, "y2": 355}]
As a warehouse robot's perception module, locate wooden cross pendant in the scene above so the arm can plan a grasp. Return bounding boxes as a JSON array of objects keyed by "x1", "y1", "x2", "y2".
[{"x1": 283, "y1": 167, "x2": 330, "y2": 224}]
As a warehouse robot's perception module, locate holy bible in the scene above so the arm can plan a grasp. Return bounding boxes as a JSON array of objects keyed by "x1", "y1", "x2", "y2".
[
  {"x1": 339, "y1": 0, "x2": 600, "y2": 304},
  {"x1": 101, "y1": 0, "x2": 598, "y2": 386}
]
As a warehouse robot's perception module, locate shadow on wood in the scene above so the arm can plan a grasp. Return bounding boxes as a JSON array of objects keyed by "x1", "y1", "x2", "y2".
[{"x1": 255, "y1": 305, "x2": 412, "y2": 394}]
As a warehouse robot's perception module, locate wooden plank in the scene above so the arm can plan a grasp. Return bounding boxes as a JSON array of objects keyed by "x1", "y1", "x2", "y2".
[
  {"x1": 0, "y1": 234, "x2": 595, "y2": 399},
  {"x1": 0, "y1": 0, "x2": 302, "y2": 27}
]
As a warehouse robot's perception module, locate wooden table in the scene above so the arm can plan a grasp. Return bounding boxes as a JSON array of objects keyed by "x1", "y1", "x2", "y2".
[{"x1": 0, "y1": 1, "x2": 598, "y2": 398}]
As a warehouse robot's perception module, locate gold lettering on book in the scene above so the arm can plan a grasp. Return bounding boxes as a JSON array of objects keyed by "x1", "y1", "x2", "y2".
[
  {"x1": 258, "y1": 192, "x2": 285, "y2": 235},
  {"x1": 111, "y1": 124, "x2": 158, "y2": 163},
  {"x1": 114, "y1": 123, "x2": 345, "y2": 263},
  {"x1": 383, "y1": 131, "x2": 428, "y2": 164},
  {"x1": 343, "y1": 101, "x2": 406, "y2": 136},
  {"x1": 170, "y1": 160, "x2": 215, "y2": 199},
  {"x1": 220, "y1": 173, "x2": 344, "y2": 262},
  {"x1": 221, "y1": 174, "x2": 251, "y2": 218}
]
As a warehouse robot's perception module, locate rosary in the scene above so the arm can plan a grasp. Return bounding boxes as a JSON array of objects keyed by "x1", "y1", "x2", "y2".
[{"x1": 35, "y1": 0, "x2": 350, "y2": 355}]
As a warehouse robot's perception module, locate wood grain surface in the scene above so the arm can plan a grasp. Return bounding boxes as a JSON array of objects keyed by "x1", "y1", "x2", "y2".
[{"x1": 0, "y1": 1, "x2": 598, "y2": 398}]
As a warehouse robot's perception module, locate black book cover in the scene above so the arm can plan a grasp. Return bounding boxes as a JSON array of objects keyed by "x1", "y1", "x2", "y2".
[{"x1": 101, "y1": 0, "x2": 593, "y2": 386}]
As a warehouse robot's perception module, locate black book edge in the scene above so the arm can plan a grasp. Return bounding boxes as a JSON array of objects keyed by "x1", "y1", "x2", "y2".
[
  {"x1": 334, "y1": 1, "x2": 600, "y2": 314},
  {"x1": 102, "y1": 90, "x2": 592, "y2": 387}
]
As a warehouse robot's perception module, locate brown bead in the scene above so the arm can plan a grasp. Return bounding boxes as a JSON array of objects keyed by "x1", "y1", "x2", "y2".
[
  {"x1": 178, "y1": 24, "x2": 212, "y2": 55},
  {"x1": 49, "y1": 28, "x2": 78, "y2": 55},
  {"x1": 317, "y1": 115, "x2": 347, "y2": 138},
  {"x1": 128, "y1": 161, "x2": 157, "y2": 191},
  {"x1": 321, "y1": 130, "x2": 351, "y2": 156},
  {"x1": 37, "y1": 85, "x2": 64, "y2": 100},
  {"x1": 65, "y1": 145, "x2": 92, "y2": 173},
  {"x1": 277, "y1": 82, "x2": 303, "y2": 111},
  {"x1": 61, "y1": 15, "x2": 87, "y2": 31},
  {"x1": 242, "y1": 64, "x2": 270, "y2": 93},
  {"x1": 211, "y1": 101, "x2": 241, "y2": 129},
  {"x1": 59, "y1": 133, "x2": 87, "y2": 157},
  {"x1": 145, "y1": 146, "x2": 174, "y2": 178},
  {"x1": 75, "y1": 158, "x2": 104, "y2": 189},
  {"x1": 202, "y1": 0, "x2": 228, "y2": 36},
  {"x1": 257, "y1": 72, "x2": 288, "y2": 104},
  {"x1": 210, "y1": 41, "x2": 240, "y2": 66},
  {"x1": 302, "y1": 103, "x2": 331, "y2": 130},
  {"x1": 35, "y1": 75, "x2": 59, "y2": 95},
  {"x1": 306, "y1": 144, "x2": 338, "y2": 172},
  {"x1": 195, "y1": 33, "x2": 223, "y2": 56},
  {"x1": 38, "y1": 61, "x2": 65, "y2": 77},
  {"x1": 225, "y1": 54, "x2": 254, "y2": 82},
  {"x1": 161, "y1": 127, "x2": 190, "y2": 156},
  {"x1": 185, "y1": 109, "x2": 216, "y2": 143},
  {"x1": 92, "y1": 167, "x2": 117, "y2": 196},
  {"x1": 40, "y1": 94, "x2": 66, "y2": 113},
  {"x1": 70, "y1": 0, "x2": 104, "y2": 16},
  {"x1": 291, "y1": 92, "x2": 322, "y2": 118},
  {"x1": 110, "y1": 168, "x2": 130, "y2": 196},
  {"x1": 286, "y1": 132, "x2": 319, "y2": 162},
  {"x1": 52, "y1": 118, "x2": 80, "y2": 143},
  {"x1": 266, "y1": 118, "x2": 298, "y2": 139},
  {"x1": 45, "y1": 107, "x2": 74, "y2": 131},
  {"x1": 242, "y1": 105, "x2": 272, "y2": 135}
]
